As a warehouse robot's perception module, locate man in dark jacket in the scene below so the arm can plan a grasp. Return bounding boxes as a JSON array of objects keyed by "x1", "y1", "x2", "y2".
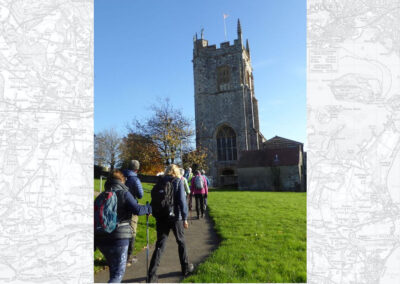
[
  {"x1": 123, "y1": 160, "x2": 144, "y2": 265},
  {"x1": 147, "y1": 164, "x2": 194, "y2": 283}
]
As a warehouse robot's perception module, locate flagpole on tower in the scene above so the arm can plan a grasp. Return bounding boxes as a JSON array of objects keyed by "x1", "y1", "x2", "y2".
[{"x1": 223, "y1": 13, "x2": 229, "y2": 41}]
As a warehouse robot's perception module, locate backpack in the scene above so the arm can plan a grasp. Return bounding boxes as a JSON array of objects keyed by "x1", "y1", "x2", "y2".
[
  {"x1": 94, "y1": 189, "x2": 119, "y2": 234},
  {"x1": 194, "y1": 175, "x2": 204, "y2": 190},
  {"x1": 150, "y1": 178, "x2": 175, "y2": 219}
]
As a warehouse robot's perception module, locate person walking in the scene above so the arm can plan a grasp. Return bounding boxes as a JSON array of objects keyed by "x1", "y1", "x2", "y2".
[
  {"x1": 123, "y1": 160, "x2": 144, "y2": 266},
  {"x1": 201, "y1": 169, "x2": 210, "y2": 210},
  {"x1": 183, "y1": 167, "x2": 191, "y2": 180},
  {"x1": 185, "y1": 167, "x2": 194, "y2": 210},
  {"x1": 190, "y1": 170, "x2": 208, "y2": 219},
  {"x1": 95, "y1": 170, "x2": 151, "y2": 283},
  {"x1": 147, "y1": 164, "x2": 194, "y2": 283},
  {"x1": 180, "y1": 168, "x2": 190, "y2": 197}
]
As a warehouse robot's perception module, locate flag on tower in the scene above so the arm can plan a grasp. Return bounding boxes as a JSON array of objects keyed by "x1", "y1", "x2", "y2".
[{"x1": 223, "y1": 14, "x2": 229, "y2": 40}]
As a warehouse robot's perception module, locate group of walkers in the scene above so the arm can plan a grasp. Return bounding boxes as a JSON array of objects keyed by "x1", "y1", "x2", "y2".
[
  {"x1": 94, "y1": 160, "x2": 210, "y2": 283},
  {"x1": 185, "y1": 168, "x2": 209, "y2": 219}
]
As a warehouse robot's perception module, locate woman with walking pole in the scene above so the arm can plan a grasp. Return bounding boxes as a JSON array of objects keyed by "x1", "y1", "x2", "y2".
[{"x1": 94, "y1": 170, "x2": 152, "y2": 283}]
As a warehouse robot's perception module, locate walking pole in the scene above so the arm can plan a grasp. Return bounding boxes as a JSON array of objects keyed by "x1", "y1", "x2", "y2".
[{"x1": 146, "y1": 201, "x2": 150, "y2": 281}]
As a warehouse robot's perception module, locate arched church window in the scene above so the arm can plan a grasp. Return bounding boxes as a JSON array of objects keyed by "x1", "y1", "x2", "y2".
[
  {"x1": 217, "y1": 66, "x2": 230, "y2": 91},
  {"x1": 216, "y1": 126, "x2": 237, "y2": 161}
]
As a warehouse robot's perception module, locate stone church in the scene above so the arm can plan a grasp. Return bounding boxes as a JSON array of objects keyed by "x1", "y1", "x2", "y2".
[{"x1": 193, "y1": 20, "x2": 306, "y2": 191}]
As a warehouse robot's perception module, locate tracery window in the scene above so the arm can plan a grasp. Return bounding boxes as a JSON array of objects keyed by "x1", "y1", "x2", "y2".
[
  {"x1": 217, "y1": 66, "x2": 230, "y2": 91},
  {"x1": 216, "y1": 126, "x2": 237, "y2": 161}
]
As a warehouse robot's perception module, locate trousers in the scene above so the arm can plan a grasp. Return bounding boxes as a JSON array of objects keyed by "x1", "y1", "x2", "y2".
[
  {"x1": 148, "y1": 219, "x2": 189, "y2": 278},
  {"x1": 98, "y1": 244, "x2": 129, "y2": 283},
  {"x1": 194, "y1": 194, "x2": 204, "y2": 217},
  {"x1": 128, "y1": 214, "x2": 139, "y2": 257}
]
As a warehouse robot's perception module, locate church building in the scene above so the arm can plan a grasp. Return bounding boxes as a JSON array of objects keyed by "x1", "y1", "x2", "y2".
[{"x1": 192, "y1": 20, "x2": 306, "y2": 191}]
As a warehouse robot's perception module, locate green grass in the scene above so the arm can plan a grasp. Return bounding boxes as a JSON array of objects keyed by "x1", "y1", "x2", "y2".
[
  {"x1": 184, "y1": 190, "x2": 306, "y2": 283},
  {"x1": 94, "y1": 178, "x2": 106, "y2": 193},
  {"x1": 94, "y1": 182, "x2": 157, "y2": 273}
]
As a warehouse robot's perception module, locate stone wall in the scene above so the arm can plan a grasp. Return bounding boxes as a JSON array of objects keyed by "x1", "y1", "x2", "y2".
[{"x1": 238, "y1": 166, "x2": 302, "y2": 191}]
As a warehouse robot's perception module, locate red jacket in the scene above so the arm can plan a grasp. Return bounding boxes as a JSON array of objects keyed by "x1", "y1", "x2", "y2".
[{"x1": 190, "y1": 174, "x2": 208, "y2": 195}]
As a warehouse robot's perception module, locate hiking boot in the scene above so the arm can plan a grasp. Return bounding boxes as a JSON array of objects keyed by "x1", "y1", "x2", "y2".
[
  {"x1": 182, "y1": 263, "x2": 194, "y2": 276},
  {"x1": 126, "y1": 256, "x2": 137, "y2": 266},
  {"x1": 147, "y1": 274, "x2": 158, "y2": 283}
]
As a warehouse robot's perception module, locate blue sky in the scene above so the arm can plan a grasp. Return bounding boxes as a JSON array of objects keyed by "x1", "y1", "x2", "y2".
[{"x1": 95, "y1": 0, "x2": 306, "y2": 146}]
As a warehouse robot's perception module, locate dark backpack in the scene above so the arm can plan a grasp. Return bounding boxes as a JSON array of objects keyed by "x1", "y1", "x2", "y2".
[
  {"x1": 150, "y1": 178, "x2": 175, "y2": 219},
  {"x1": 94, "y1": 189, "x2": 119, "y2": 233}
]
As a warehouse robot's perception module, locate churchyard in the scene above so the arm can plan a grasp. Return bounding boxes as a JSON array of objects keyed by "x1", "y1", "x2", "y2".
[
  {"x1": 94, "y1": 181, "x2": 306, "y2": 282},
  {"x1": 184, "y1": 190, "x2": 306, "y2": 283}
]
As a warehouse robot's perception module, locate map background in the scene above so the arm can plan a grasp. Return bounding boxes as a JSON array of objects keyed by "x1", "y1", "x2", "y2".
[
  {"x1": 0, "y1": 0, "x2": 399, "y2": 283},
  {"x1": 308, "y1": 0, "x2": 400, "y2": 283},
  {"x1": 0, "y1": 0, "x2": 93, "y2": 283}
]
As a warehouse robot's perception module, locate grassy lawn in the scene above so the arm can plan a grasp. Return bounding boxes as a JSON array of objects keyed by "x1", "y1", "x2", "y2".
[
  {"x1": 94, "y1": 178, "x2": 106, "y2": 193},
  {"x1": 184, "y1": 190, "x2": 306, "y2": 283},
  {"x1": 94, "y1": 182, "x2": 157, "y2": 273}
]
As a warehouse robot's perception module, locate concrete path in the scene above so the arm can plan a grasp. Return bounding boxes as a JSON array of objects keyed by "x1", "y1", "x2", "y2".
[{"x1": 94, "y1": 210, "x2": 219, "y2": 283}]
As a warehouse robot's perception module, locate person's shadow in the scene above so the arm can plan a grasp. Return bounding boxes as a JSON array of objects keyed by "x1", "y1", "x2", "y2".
[{"x1": 123, "y1": 271, "x2": 182, "y2": 283}]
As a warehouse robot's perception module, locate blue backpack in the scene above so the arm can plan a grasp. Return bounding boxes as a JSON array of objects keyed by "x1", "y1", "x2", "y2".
[{"x1": 94, "y1": 189, "x2": 119, "y2": 233}]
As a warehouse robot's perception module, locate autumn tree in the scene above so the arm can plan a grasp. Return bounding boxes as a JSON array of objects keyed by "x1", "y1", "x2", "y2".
[
  {"x1": 132, "y1": 98, "x2": 194, "y2": 166},
  {"x1": 119, "y1": 132, "x2": 164, "y2": 175},
  {"x1": 94, "y1": 129, "x2": 120, "y2": 170},
  {"x1": 182, "y1": 146, "x2": 208, "y2": 172}
]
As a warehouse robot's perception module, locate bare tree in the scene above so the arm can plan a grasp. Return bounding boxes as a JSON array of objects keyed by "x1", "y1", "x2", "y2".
[
  {"x1": 94, "y1": 128, "x2": 121, "y2": 170},
  {"x1": 131, "y1": 98, "x2": 194, "y2": 166},
  {"x1": 94, "y1": 134, "x2": 105, "y2": 167}
]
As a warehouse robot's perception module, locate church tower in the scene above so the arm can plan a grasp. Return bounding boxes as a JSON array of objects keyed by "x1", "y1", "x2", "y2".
[{"x1": 193, "y1": 19, "x2": 265, "y2": 186}]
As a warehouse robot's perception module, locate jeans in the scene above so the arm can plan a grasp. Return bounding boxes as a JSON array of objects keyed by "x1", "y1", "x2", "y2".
[
  {"x1": 98, "y1": 244, "x2": 129, "y2": 283},
  {"x1": 148, "y1": 219, "x2": 189, "y2": 278},
  {"x1": 194, "y1": 194, "x2": 204, "y2": 217}
]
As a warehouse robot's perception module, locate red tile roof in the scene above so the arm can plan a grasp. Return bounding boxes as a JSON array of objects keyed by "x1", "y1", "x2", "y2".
[{"x1": 263, "y1": 136, "x2": 303, "y2": 149}]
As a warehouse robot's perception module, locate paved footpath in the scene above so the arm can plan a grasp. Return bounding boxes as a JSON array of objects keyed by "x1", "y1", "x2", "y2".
[{"x1": 94, "y1": 210, "x2": 219, "y2": 283}]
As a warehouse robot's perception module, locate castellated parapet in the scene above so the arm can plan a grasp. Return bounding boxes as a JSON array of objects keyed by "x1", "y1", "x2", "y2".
[{"x1": 192, "y1": 19, "x2": 265, "y2": 187}]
